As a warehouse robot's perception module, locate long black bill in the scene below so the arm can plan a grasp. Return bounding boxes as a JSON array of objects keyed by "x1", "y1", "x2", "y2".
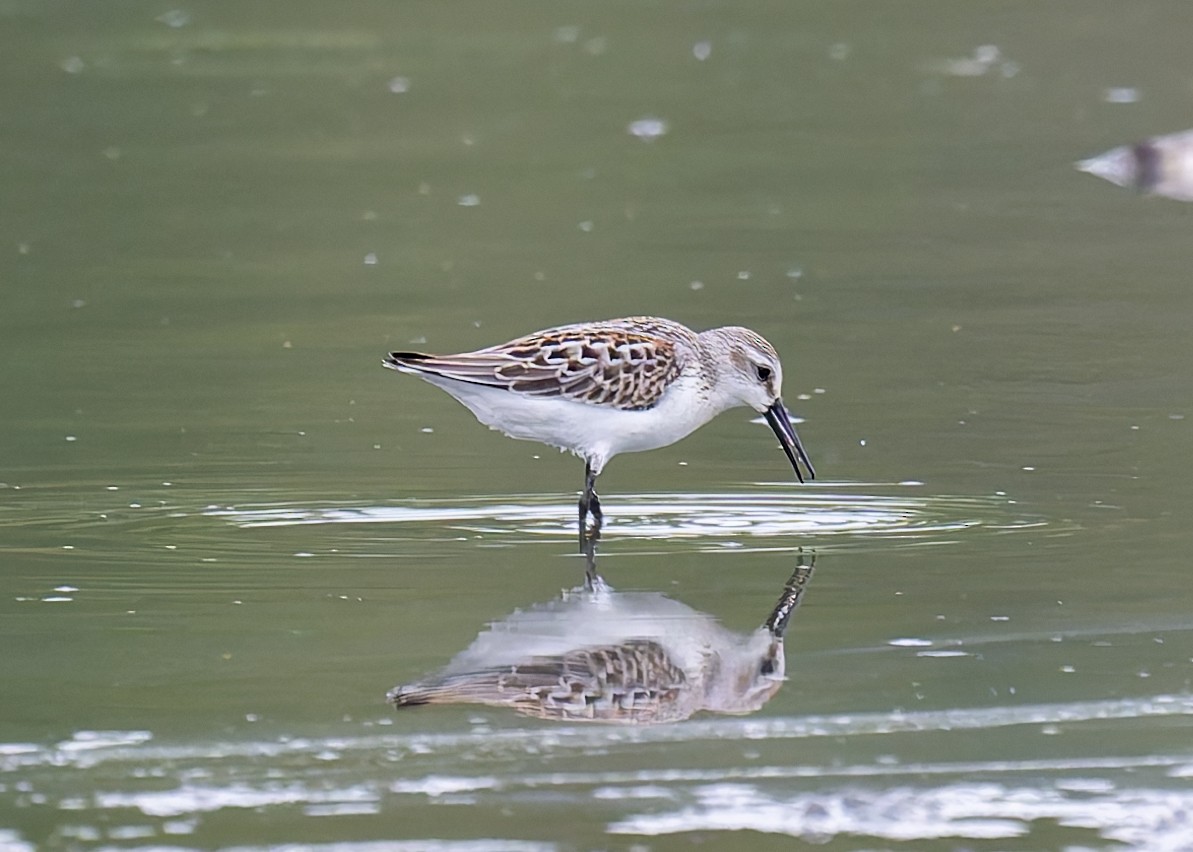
[{"x1": 763, "y1": 398, "x2": 815, "y2": 483}]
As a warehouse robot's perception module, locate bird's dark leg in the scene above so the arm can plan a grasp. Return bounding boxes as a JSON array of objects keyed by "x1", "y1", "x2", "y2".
[
  {"x1": 578, "y1": 461, "x2": 603, "y2": 552},
  {"x1": 577, "y1": 483, "x2": 589, "y2": 552},
  {"x1": 579, "y1": 462, "x2": 604, "y2": 588},
  {"x1": 582, "y1": 528, "x2": 600, "y2": 590},
  {"x1": 589, "y1": 486, "x2": 603, "y2": 541}
]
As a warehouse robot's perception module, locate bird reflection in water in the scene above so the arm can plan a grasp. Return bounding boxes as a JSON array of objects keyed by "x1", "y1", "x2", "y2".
[{"x1": 388, "y1": 554, "x2": 814, "y2": 724}]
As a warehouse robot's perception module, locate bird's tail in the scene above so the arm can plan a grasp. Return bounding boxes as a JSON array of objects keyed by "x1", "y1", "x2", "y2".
[{"x1": 382, "y1": 351, "x2": 433, "y2": 372}]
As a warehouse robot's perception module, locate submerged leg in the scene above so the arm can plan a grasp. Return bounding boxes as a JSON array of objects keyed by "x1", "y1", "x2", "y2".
[
  {"x1": 577, "y1": 489, "x2": 588, "y2": 552},
  {"x1": 582, "y1": 528, "x2": 600, "y2": 590},
  {"x1": 578, "y1": 461, "x2": 605, "y2": 588},
  {"x1": 578, "y1": 461, "x2": 603, "y2": 552},
  {"x1": 589, "y1": 490, "x2": 603, "y2": 539}
]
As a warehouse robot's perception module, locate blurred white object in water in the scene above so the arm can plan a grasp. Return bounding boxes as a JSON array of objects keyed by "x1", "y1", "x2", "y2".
[
  {"x1": 627, "y1": 117, "x2": 668, "y2": 142},
  {"x1": 155, "y1": 9, "x2": 191, "y2": 28},
  {"x1": 933, "y1": 44, "x2": 1010, "y2": 78},
  {"x1": 1102, "y1": 86, "x2": 1140, "y2": 104},
  {"x1": 553, "y1": 25, "x2": 580, "y2": 44},
  {"x1": 389, "y1": 557, "x2": 814, "y2": 724},
  {"x1": 1076, "y1": 128, "x2": 1193, "y2": 201}
]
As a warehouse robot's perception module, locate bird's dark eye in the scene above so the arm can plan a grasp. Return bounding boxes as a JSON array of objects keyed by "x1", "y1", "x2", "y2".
[{"x1": 755, "y1": 365, "x2": 772, "y2": 383}]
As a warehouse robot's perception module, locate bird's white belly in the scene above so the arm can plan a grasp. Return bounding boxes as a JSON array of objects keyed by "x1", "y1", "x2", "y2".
[{"x1": 420, "y1": 374, "x2": 716, "y2": 472}]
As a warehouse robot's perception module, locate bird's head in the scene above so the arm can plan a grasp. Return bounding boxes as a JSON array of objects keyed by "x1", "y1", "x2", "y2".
[{"x1": 707, "y1": 326, "x2": 815, "y2": 482}]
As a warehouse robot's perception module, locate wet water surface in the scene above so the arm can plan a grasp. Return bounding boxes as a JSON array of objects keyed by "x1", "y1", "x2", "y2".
[{"x1": 4, "y1": 2, "x2": 1193, "y2": 849}]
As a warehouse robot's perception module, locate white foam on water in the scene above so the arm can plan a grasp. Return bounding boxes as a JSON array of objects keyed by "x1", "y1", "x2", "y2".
[
  {"x1": 193, "y1": 844, "x2": 557, "y2": 852},
  {"x1": 6, "y1": 698, "x2": 1193, "y2": 849},
  {"x1": 607, "y1": 781, "x2": 1193, "y2": 849},
  {"x1": 0, "y1": 828, "x2": 35, "y2": 852},
  {"x1": 94, "y1": 781, "x2": 379, "y2": 817},
  {"x1": 390, "y1": 775, "x2": 501, "y2": 797}
]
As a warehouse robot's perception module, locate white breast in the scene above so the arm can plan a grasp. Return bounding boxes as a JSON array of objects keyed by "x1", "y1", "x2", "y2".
[{"x1": 415, "y1": 371, "x2": 721, "y2": 474}]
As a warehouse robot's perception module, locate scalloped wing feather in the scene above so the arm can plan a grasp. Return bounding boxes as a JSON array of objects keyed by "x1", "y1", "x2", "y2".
[
  {"x1": 388, "y1": 318, "x2": 691, "y2": 411},
  {"x1": 389, "y1": 639, "x2": 690, "y2": 722}
]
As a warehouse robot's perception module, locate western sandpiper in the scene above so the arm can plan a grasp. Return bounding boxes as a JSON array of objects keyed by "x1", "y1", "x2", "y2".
[
  {"x1": 388, "y1": 555, "x2": 815, "y2": 723},
  {"x1": 383, "y1": 317, "x2": 814, "y2": 546}
]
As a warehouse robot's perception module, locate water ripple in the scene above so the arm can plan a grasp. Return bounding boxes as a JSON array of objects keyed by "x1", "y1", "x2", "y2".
[{"x1": 206, "y1": 486, "x2": 1050, "y2": 550}]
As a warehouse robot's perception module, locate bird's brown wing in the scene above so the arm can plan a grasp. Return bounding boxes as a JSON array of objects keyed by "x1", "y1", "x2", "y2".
[
  {"x1": 389, "y1": 639, "x2": 690, "y2": 723},
  {"x1": 384, "y1": 318, "x2": 690, "y2": 411}
]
